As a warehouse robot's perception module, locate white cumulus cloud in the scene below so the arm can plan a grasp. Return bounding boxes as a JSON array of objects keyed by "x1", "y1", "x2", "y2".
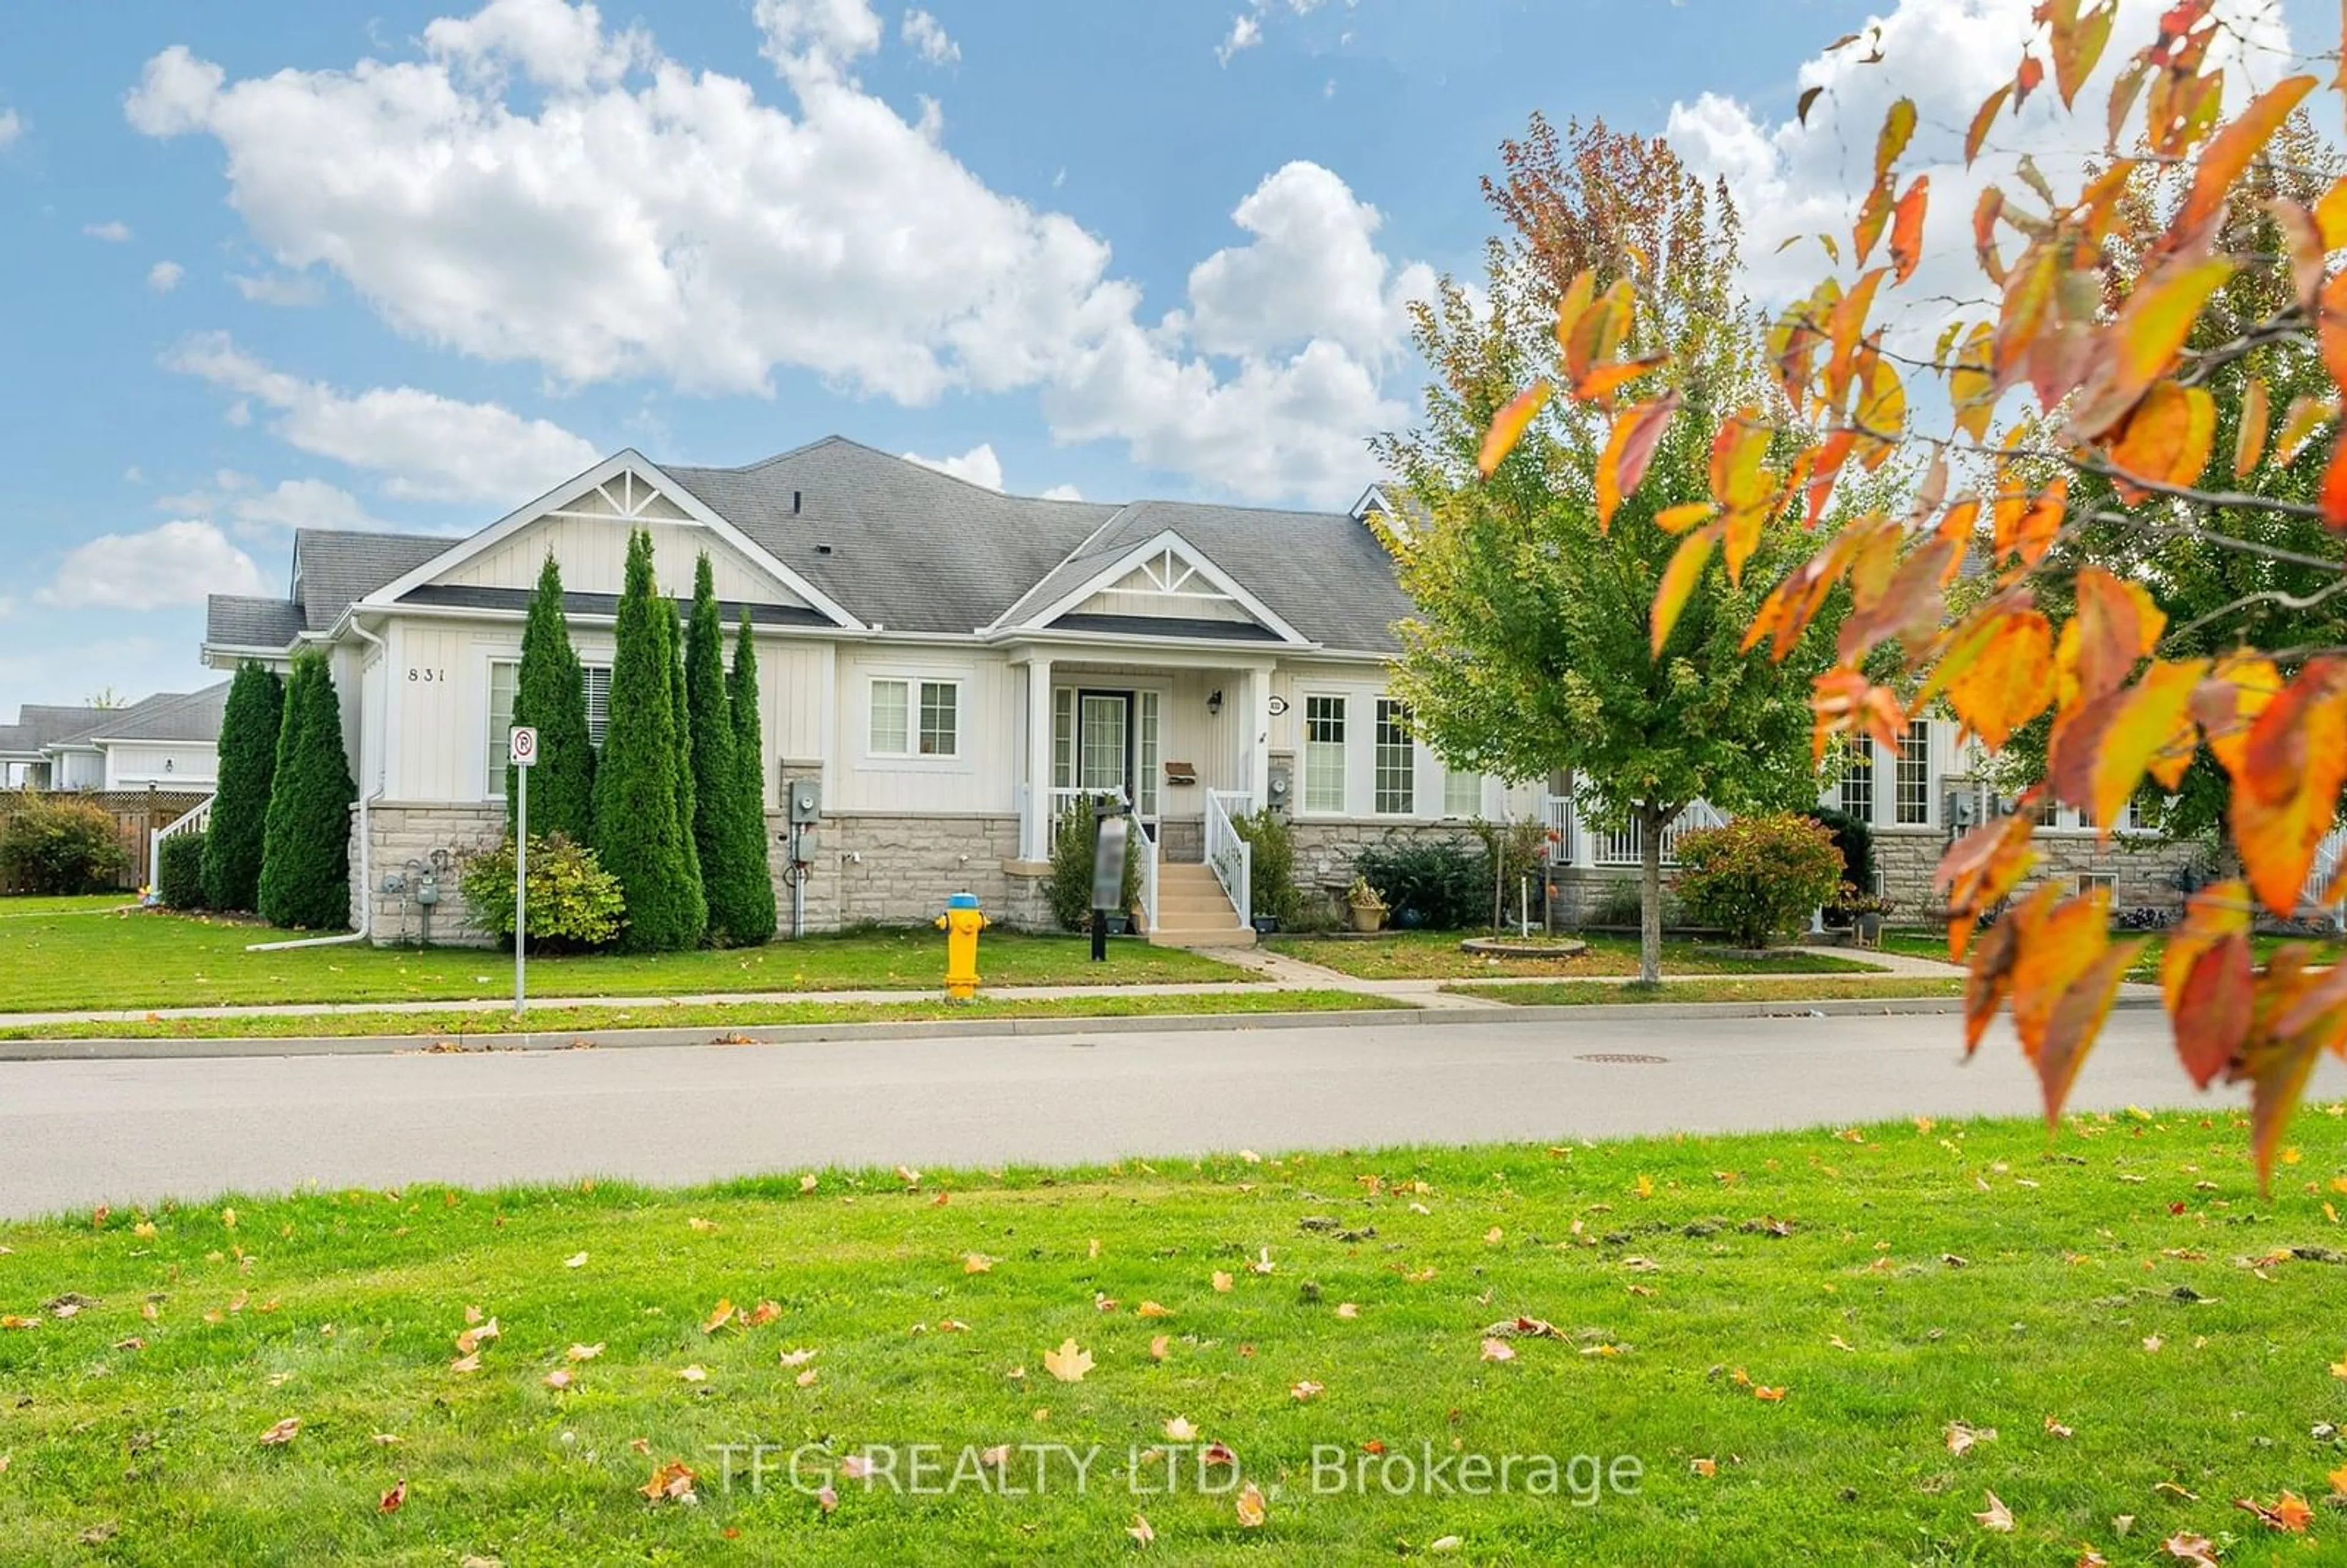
[
  {"x1": 84, "y1": 219, "x2": 132, "y2": 242},
  {"x1": 126, "y1": 0, "x2": 1428, "y2": 505},
  {"x1": 901, "y1": 8, "x2": 958, "y2": 65},
  {"x1": 147, "y1": 260, "x2": 185, "y2": 292},
  {"x1": 902, "y1": 442, "x2": 1004, "y2": 490},
  {"x1": 40, "y1": 521, "x2": 267, "y2": 610},
  {"x1": 230, "y1": 271, "x2": 325, "y2": 307},
  {"x1": 164, "y1": 332, "x2": 603, "y2": 504},
  {"x1": 0, "y1": 108, "x2": 20, "y2": 149}
]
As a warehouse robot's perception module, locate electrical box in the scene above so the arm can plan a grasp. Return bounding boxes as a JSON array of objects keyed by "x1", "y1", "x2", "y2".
[
  {"x1": 1266, "y1": 759, "x2": 1293, "y2": 814},
  {"x1": 788, "y1": 779, "x2": 823, "y2": 825},
  {"x1": 790, "y1": 828, "x2": 818, "y2": 864}
]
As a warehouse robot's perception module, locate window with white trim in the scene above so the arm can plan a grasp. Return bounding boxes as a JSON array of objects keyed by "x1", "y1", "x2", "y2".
[
  {"x1": 1895, "y1": 720, "x2": 1931, "y2": 825},
  {"x1": 1444, "y1": 768, "x2": 1482, "y2": 818},
  {"x1": 1374, "y1": 698, "x2": 1415, "y2": 815},
  {"x1": 1137, "y1": 691, "x2": 1161, "y2": 818},
  {"x1": 870, "y1": 678, "x2": 960, "y2": 758},
  {"x1": 487, "y1": 658, "x2": 611, "y2": 798},
  {"x1": 1838, "y1": 745, "x2": 1874, "y2": 822},
  {"x1": 1303, "y1": 695, "x2": 1346, "y2": 813}
]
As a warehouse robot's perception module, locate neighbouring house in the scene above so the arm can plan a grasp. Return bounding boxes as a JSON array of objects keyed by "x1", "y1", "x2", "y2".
[
  {"x1": 0, "y1": 684, "x2": 227, "y2": 791},
  {"x1": 195, "y1": 436, "x2": 2199, "y2": 944}
]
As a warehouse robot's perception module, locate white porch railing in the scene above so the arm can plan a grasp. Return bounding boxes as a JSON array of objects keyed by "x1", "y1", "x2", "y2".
[
  {"x1": 148, "y1": 793, "x2": 216, "y2": 892},
  {"x1": 2307, "y1": 826, "x2": 2347, "y2": 929},
  {"x1": 1137, "y1": 819, "x2": 1159, "y2": 934},
  {"x1": 1204, "y1": 788, "x2": 1253, "y2": 926},
  {"x1": 1589, "y1": 799, "x2": 1728, "y2": 868},
  {"x1": 1045, "y1": 787, "x2": 1128, "y2": 851}
]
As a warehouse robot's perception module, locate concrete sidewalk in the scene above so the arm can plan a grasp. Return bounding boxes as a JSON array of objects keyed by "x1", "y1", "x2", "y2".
[{"x1": 0, "y1": 943, "x2": 1956, "y2": 1030}]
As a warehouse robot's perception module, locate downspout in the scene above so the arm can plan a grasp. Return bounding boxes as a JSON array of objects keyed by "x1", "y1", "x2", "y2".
[{"x1": 248, "y1": 617, "x2": 386, "y2": 953}]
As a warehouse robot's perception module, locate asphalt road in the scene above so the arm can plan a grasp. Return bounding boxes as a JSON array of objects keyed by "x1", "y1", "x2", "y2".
[{"x1": 3, "y1": 1008, "x2": 2340, "y2": 1218}]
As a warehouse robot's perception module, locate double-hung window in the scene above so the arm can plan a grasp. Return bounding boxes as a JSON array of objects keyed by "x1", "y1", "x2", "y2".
[
  {"x1": 871, "y1": 678, "x2": 959, "y2": 758},
  {"x1": 1303, "y1": 695, "x2": 1346, "y2": 813},
  {"x1": 487, "y1": 658, "x2": 612, "y2": 798},
  {"x1": 1374, "y1": 698, "x2": 1415, "y2": 815},
  {"x1": 1894, "y1": 720, "x2": 1931, "y2": 825},
  {"x1": 1837, "y1": 744, "x2": 1874, "y2": 822}
]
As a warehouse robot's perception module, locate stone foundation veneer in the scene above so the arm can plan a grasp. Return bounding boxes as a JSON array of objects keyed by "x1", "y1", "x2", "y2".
[
  {"x1": 768, "y1": 808, "x2": 1054, "y2": 934},
  {"x1": 361, "y1": 802, "x2": 508, "y2": 945}
]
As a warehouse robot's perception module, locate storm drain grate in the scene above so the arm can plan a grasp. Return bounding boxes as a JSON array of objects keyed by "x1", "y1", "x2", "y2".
[{"x1": 1573, "y1": 1052, "x2": 1669, "y2": 1065}]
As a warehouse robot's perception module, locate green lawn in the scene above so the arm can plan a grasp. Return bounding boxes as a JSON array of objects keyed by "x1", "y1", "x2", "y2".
[
  {"x1": 0, "y1": 989, "x2": 1398, "y2": 1043},
  {"x1": 1267, "y1": 929, "x2": 1887, "y2": 980},
  {"x1": 1447, "y1": 976, "x2": 1966, "y2": 1006},
  {"x1": 3, "y1": 1114, "x2": 2343, "y2": 1563},
  {"x1": 1879, "y1": 925, "x2": 2341, "y2": 984},
  {"x1": 0, "y1": 898, "x2": 1252, "y2": 1014}
]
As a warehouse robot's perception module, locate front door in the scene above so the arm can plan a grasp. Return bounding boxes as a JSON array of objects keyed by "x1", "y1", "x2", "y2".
[{"x1": 1077, "y1": 691, "x2": 1133, "y2": 807}]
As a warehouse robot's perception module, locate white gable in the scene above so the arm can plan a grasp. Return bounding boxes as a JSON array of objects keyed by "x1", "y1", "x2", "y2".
[
  {"x1": 438, "y1": 471, "x2": 803, "y2": 608},
  {"x1": 1066, "y1": 546, "x2": 1255, "y2": 625}
]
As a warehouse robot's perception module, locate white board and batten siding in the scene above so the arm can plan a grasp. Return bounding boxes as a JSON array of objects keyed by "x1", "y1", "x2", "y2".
[
  {"x1": 440, "y1": 498, "x2": 803, "y2": 611},
  {"x1": 105, "y1": 744, "x2": 218, "y2": 789},
  {"x1": 834, "y1": 647, "x2": 1016, "y2": 815},
  {"x1": 1267, "y1": 662, "x2": 1532, "y2": 824}
]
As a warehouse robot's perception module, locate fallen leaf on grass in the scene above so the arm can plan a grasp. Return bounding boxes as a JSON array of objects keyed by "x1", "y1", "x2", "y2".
[
  {"x1": 896, "y1": 1165, "x2": 921, "y2": 1189},
  {"x1": 449, "y1": 1353, "x2": 482, "y2": 1374},
  {"x1": 371, "y1": 1434, "x2": 400, "y2": 1446},
  {"x1": 563, "y1": 1253, "x2": 587, "y2": 1269},
  {"x1": 567, "y1": 1343, "x2": 604, "y2": 1362},
  {"x1": 1200, "y1": 1442, "x2": 1235, "y2": 1467},
  {"x1": 1335, "y1": 1303, "x2": 1359, "y2": 1319},
  {"x1": 2163, "y1": 1534, "x2": 2219, "y2": 1566},
  {"x1": 964, "y1": 1254, "x2": 994, "y2": 1274},
  {"x1": 1480, "y1": 1338, "x2": 1516, "y2": 1362},
  {"x1": 1211, "y1": 1272, "x2": 1233, "y2": 1293},
  {"x1": 543, "y1": 1369, "x2": 573, "y2": 1391},
  {"x1": 1128, "y1": 1514, "x2": 1155, "y2": 1547},
  {"x1": 1291, "y1": 1380, "x2": 1325, "y2": 1402},
  {"x1": 745, "y1": 1300, "x2": 781, "y2": 1327},
  {"x1": 379, "y1": 1480, "x2": 406, "y2": 1514},
  {"x1": 1946, "y1": 1423, "x2": 1997, "y2": 1457},
  {"x1": 936, "y1": 1319, "x2": 971, "y2": 1333},
  {"x1": 1235, "y1": 1482, "x2": 1268, "y2": 1528},
  {"x1": 2076, "y1": 1548, "x2": 2110, "y2": 1567},
  {"x1": 795, "y1": 1369, "x2": 818, "y2": 1388},
  {"x1": 1043, "y1": 1339, "x2": 1094, "y2": 1383},
  {"x1": 2330, "y1": 1349, "x2": 2347, "y2": 1379},
  {"x1": 1429, "y1": 1536, "x2": 1463, "y2": 1552},
  {"x1": 2142, "y1": 1335, "x2": 2163, "y2": 1353},
  {"x1": 1093, "y1": 1294, "x2": 1118, "y2": 1313},
  {"x1": 0, "y1": 1317, "x2": 36, "y2": 1331},
  {"x1": 2235, "y1": 1492, "x2": 2315, "y2": 1532},
  {"x1": 799, "y1": 1173, "x2": 819, "y2": 1194},
  {"x1": 2044, "y1": 1416, "x2": 2075, "y2": 1438},
  {"x1": 2330, "y1": 1462, "x2": 2347, "y2": 1498},
  {"x1": 454, "y1": 1318, "x2": 500, "y2": 1355},
  {"x1": 1249, "y1": 1249, "x2": 1276, "y2": 1275},
  {"x1": 1136, "y1": 1300, "x2": 1173, "y2": 1319},
  {"x1": 1975, "y1": 1491, "x2": 2014, "y2": 1531},
  {"x1": 1148, "y1": 1335, "x2": 1170, "y2": 1361},
  {"x1": 0, "y1": 1454, "x2": 10, "y2": 1474},
  {"x1": 702, "y1": 1300, "x2": 736, "y2": 1334},
  {"x1": 1165, "y1": 1417, "x2": 1197, "y2": 1441},
  {"x1": 1485, "y1": 1227, "x2": 1504, "y2": 1244},
  {"x1": 840, "y1": 1454, "x2": 876, "y2": 1480},
  {"x1": 688, "y1": 1217, "x2": 718, "y2": 1233},
  {"x1": 640, "y1": 1461, "x2": 696, "y2": 1503},
  {"x1": 1691, "y1": 1458, "x2": 1716, "y2": 1477},
  {"x1": 679, "y1": 1366, "x2": 708, "y2": 1383},
  {"x1": 779, "y1": 1347, "x2": 818, "y2": 1367},
  {"x1": 2153, "y1": 1481, "x2": 2200, "y2": 1501},
  {"x1": 259, "y1": 1418, "x2": 301, "y2": 1446},
  {"x1": 1754, "y1": 1385, "x2": 1787, "y2": 1402}
]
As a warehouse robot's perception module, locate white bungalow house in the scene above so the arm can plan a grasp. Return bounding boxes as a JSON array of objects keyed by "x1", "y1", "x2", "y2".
[
  {"x1": 195, "y1": 436, "x2": 2192, "y2": 944},
  {"x1": 0, "y1": 686, "x2": 227, "y2": 792}
]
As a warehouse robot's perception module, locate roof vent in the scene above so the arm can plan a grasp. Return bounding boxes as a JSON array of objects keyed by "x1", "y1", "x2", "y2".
[
  {"x1": 815, "y1": 543, "x2": 833, "y2": 555},
  {"x1": 792, "y1": 489, "x2": 803, "y2": 515}
]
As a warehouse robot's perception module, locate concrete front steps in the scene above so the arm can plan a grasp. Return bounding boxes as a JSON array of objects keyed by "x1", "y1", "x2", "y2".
[{"x1": 1146, "y1": 860, "x2": 1254, "y2": 948}]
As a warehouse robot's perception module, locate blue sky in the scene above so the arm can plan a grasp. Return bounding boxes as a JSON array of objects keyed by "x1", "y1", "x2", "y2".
[{"x1": 0, "y1": 0, "x2": 2321, "y2": 707}]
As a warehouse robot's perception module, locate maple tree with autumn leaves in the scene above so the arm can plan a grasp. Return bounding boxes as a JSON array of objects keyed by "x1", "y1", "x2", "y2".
[{"x1": 1476, "y1": 0, "x2": 2347, "y2": 1182}]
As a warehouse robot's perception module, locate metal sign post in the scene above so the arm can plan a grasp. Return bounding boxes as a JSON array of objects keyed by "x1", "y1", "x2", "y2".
[{"x1": 509, "y1": 726, "x2": 538, "y2": 1016}]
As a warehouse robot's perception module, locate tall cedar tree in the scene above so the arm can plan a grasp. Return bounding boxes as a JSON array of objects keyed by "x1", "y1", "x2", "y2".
[
  {"x1": 507, "y1": 552, "x2": 596, "y2": 842},
  {"x1": 1373, "y1": 117, "x2": 1842, "y2": 982},
  {"x1": 661, "y1": 586, "x2": 707, "y2": 934},
  {"x1": 727, "y1": 609, "x2": 780, "y2": 942},
  {"x1": 593, "y1": 531, "x2": 703, "y2": 951},
  {"x1": 257, "y1": 651, "x2": 356, "y2": 930},
  {"x1": 685, "y1": 556, "x2": 769, "y2": 943},
  {"x1": 201, "y1": 661, "x2": 282, "y2": 912}
]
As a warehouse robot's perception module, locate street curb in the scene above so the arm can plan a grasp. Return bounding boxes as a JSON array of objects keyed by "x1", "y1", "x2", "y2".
[{"x1": 0, "y1": 989, "x2": 2138, "y2": 1063}]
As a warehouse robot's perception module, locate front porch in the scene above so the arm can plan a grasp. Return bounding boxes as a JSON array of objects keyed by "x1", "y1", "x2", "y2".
[{"x1": 1010, "y1": 652, "x2": 1271, "y2": 947}]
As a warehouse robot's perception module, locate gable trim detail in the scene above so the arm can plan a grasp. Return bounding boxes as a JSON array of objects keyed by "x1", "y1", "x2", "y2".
[
  {"x1": 356, "y1": 450, "x2": 864, "y2": 631},
  {"x1": 1008, "y1": 529, "x2": 1309, "y2": 645}
]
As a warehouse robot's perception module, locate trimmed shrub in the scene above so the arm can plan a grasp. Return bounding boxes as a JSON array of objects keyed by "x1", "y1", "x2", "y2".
[
  {"x1": 507, "y1": 552, "x2": 596, "y2": 843},
  {"x1": 1045, "y1": 796, "x2": 1140, "y2": 931},
  {"x1": 258, "y1": 651, "x2": 356, "y2": 931},
  {"x1": 663, "y1": 593, "x2": 707, "y2": 929},
  {"x1": 592, "y1": 530, "x2": 704, "y2": 952},
  {"x1": 0, "y1": 797, "x2": 131, "y2": 893},
  {"x1": 1229, "y1": 809, "x2": 1301, "y2": 926},
  {"x1": 1354, "y1": 834, "x2": 1487, "y2": 929},
  {"x1": 725, "y1": 609, "x2": 779, "y2": 943},
  {"x1": 158, "y1": 830, "x2": 208, "y2": 910},
  {"x1": 686, "y1": 555, "x2": 773, "y2": 945},
  {"x1": 1804, "y1": 805, "x2": 1875, "y2": 913},
  {"x1": 202, "y1": 661, "x2": 282, "y2": 912},
  {"x1": 1672, "y1": 812, "x2": 1844, "y2": 948},
  {"x1": 460, "y1": 832, "x2": 627, "y2": 952}
]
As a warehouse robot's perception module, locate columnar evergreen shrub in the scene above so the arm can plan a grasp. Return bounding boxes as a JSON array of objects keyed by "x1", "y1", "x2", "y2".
[
  {"x1": 1672, "y1": 813, "x2": 1844, "y2": 950},
  {"x1": 158, "y1": 830, "x2": 208, "y2": 910},
  {"x1": 726, "y1": 609, "x2": 780, "y2": 943},
  {"x1": 592, "y1": 531, "x2": 704, "y2": 952},
  {"x1": 257, "y1": 651, "x2": 356, "y2": 931},
  {"x1": 660, "y1": 589, "x2": 707, "y2": 933},
  {"x1": 508, "y1": 552, "x2": 596, "y2": 843},
  {"x1": 460, "y1": 832, "x2": 626, "y2": 952},
  {"x1": 686, "y1": 556, "x2": 773, "y2": 945},
  {"x1": 0, "y1": 797, "x2": 131, "y2": 893},
  {"x1": 202, "y1": 661, "x2": 282, "y2": 912},
  {"x1": 1804, "y1": 805, "x2": 1876, "y2": 913}
]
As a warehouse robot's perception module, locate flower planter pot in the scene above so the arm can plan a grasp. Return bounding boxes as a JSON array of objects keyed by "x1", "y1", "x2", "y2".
[
  {"x1": 1854, "y1": 912, "x2": 1884, "y2": 947},
  {"x1": 1251, "y1": 916, "x2": 1280, "y2": 936},
  {"x1": 1347, "y1": 902, "x2": 1386, "y2": 933}
]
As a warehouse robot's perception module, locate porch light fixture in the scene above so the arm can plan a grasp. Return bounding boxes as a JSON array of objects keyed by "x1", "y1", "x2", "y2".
[{"x1": 1207, "y1": 689, "x2": 1223, "y2": 716}]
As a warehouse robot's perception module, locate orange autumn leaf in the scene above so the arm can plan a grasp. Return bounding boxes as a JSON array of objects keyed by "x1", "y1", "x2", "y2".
[
  {"x1": 2101, "y1": 380, "x2": 2215, "y2": 502},
  {"x1": 2049, "y1": 0, "x2": 2114, "y2": 108},
  {"x1": 2075, "y1": 257, "x2": 2234, "y2": 436},
  {"x1": 1991, "y1": 475, "x2": 2066, "y2": 567},
  {"x1": 2219, "y1": 658, "x2": 2347, "y2": 916},
  {"x1": 1596, "y1": 394, "x2": 1679, "y2": 530},
  {"x1": 1943, "y1": 607, "x2": 2054, "y2": 748},
  {"x1": 2233, "y1": 375, "x2": 2271, "y2": 477},
  {"x1": 1041, "y1": 1339, "x2": 1094, "y2": 1383},
  {"x1": 2174, "y1": 76, "x2": 2317, "y2": 242},
  {"x1": 702, "y1": 1299, "x2": 735, "y2": 1335},
  {"x1": 1477, "y1": 381, "x2": 1550, "y2": 477},
  {"x1": 1887, "y1": 177, "x2": 1928, "y2": 285},
  {"x1": 1235, "y1": 1482, "x2": 1268, "y2": 1528},
  {"x1": 2162, "y1": 881, "x2": 2255, "y2": 1088},
  {"x1": 640, "y1": 1460, "x2": 697, "y2": 1504},
  {"x1": 1651, "y1": 525, "x2": 1719, "y2": 656}
]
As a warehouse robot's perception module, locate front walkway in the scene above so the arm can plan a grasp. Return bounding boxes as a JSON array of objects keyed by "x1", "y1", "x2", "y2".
[{"x1": 0, "y1": 944, "x2": 1967, "y2": 1029}]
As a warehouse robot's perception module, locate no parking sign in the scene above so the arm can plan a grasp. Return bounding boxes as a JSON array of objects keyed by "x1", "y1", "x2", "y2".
[{"x1": 509, "y1": 726, "x2": 538, "y2": 768}]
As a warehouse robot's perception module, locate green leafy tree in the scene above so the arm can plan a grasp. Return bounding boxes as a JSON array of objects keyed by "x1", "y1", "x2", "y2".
[
  {"x1": 725, "y1": 607, "x2": 780, "y2": 942},
  {"x1": 201, "y1": 661, "x2": 282, "y2": 912},
  {"x1": 507, "y1": 553, "x2": 596, "y2": 843},
  {"x1": 258, "y1": 651, "x2": 354, "y2": 931},
  {"x1": 1374, "y1": 117, "x2": 1843, "y2": 981},
  {"x1": 592, "y1": 530, "x2": 704, "y2": 952}
]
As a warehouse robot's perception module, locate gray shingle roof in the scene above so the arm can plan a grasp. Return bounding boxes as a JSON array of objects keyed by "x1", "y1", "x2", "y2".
[
  {"x1": 208, "y1": 595, "x2": 305, "y2": 650},
  {"x1": 662, "y1": 438, "x2": 1119, "y2": 634},
  {"x1": 193, "y1": 438, "x2": 1409, "y2": 654},
  {"x1": 45, "y1": 684, "x2": 230, "y2": 747},
  {"x1": 9, "y1": 705, "x2": 109, "y2": 747}
]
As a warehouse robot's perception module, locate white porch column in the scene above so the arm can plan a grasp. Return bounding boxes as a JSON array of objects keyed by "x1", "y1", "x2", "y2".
[
  {"x1": 1021, "y1": 656, "x2": 1054, "y2": 861},
  {"x1": 1246, "y1": 667, "x2": 1272, "y2": 812}
]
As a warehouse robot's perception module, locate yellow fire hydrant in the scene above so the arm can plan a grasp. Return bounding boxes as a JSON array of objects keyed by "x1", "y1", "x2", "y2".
[{"x1": 936, "y1": 892, "x2": 988, "y2": 1000}]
